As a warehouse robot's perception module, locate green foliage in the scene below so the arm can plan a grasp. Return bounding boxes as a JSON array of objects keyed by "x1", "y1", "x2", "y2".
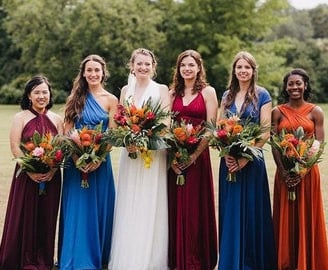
[{"x1": 0, "y1": 0, "x2": 327, "y2": 104}]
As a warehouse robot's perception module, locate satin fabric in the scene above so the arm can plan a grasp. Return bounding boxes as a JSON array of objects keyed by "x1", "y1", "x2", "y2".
[
  {"x1": 58, "y1": 93, "x2": 115, "y2": 270},
  {"x1": 0, "y1": 109, "x2": 61, "y2": 270},
  {"x1": 168, "y1": 92, "x2": 218, "y2": 270},
  {"x1": 218, "y1": 88, "x2": 277, "y2": 269},
  {"x1": 273, "y1": 103, "x2": 328, "y2": 270},
  {"x1": 108, "y1": 80, "x2": 168, "y2": 270}
]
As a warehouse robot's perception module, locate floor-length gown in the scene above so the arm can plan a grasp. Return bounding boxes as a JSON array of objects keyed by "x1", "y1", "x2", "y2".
[
  {"x1": 108, "y1": 80, "x2": 168, "y2": 270},
  {"x1": 273, "y1": 103, "x2": 328, "y2": 270},
  {"x1": 0, "y1": 108, "x2": 61, "y2": 270},
  {"x1": 218, "y1": 88, "x2": 277, "y2": 269},
  {"x1": 167, "y1": 92, "x2": 218, "y2": 270},
  {"x1": 58, "y1": 93, "x2": 115, "y2": 270}
]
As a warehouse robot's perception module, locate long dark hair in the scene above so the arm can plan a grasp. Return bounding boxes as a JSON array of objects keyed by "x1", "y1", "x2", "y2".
[
  {"x1": 20, "y1": 75, "x2": 53, "y2": 110},
  {"x1": 280, "y1": 68, "x2": 312, "y2": 103},
  {"x1": 64, "y1": 54, "x2": 109, "y2": 123}
]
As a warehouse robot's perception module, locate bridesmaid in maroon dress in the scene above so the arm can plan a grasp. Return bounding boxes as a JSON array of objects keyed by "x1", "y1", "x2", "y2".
[
  {"x1": 0, "y1": 75, "x2": 63, "y2": 270},
  {"x1": 168, "y1": 50, "x2": 218, "y2": 270}
]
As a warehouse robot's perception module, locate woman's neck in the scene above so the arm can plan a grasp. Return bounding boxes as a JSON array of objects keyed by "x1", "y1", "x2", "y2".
[
  {"x1": 88, "y1": 84, "x2": 103, "y2": 93},
  {"x1": 287, "y1": 99, "x2": 306, "y2": 108},
  {"x1": 184, "y1": 80, "x2": 196, "y2": 94}
]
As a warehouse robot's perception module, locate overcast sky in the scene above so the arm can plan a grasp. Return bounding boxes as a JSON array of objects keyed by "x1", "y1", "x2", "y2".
[{"x1": 289, "y1": 0, "x2": 328, "y2": 9}]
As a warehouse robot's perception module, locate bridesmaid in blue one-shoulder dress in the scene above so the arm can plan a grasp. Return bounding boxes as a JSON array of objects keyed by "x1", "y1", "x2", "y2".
[{"x1": 58, "y1": 55, "x2": 118, "y2": 270}]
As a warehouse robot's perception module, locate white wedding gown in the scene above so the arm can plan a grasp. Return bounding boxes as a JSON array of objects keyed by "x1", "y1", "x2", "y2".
[{"x1": 108, "y1": 80, "x2": 168, "y2": 270}]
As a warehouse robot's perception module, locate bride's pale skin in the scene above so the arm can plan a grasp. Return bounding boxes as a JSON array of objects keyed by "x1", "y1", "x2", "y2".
[{"x1": 120, "y1": 52, "x2": 170, "y2": 154}]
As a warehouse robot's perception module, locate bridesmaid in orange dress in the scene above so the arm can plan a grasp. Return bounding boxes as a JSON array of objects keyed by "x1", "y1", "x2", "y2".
[{"x1": 272, "y1": 68, "x2": 328, "y2": 270}]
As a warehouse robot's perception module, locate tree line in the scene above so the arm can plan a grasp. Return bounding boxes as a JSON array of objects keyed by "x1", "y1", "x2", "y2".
[{"x1": 0, "y1": 0, "x2": 327, "y2": 104}]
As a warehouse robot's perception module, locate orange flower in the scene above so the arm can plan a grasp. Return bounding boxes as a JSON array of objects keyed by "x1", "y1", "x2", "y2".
[
  {"x1": 173, "y1": 127, "x2": 187, "y2": 143},
  {"x1": 24, "y1": 141, "x2": 36, "y2": 151},
  {"x1": 232, "y1": 124, "x2": 243, "y2": 135},
  {"x1": 130, "y1": 115, "x2": 140, "y2": 124},
  {"x1": 131, "y1": 124, "x2": 141, "y2": 134}
]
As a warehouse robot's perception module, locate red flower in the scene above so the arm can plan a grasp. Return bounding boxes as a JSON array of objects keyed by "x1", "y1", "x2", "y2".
[
  {"x1": 54, "y1": 149, "x2": 63, "y2": 162},
  {"x1": 146, "y1": 111, "x2": 155, "y2": 120},
  {"x1": 217, "y1": 129, "x2": 228, "y2": 140},
  {"x1": 186, "y1": 136, "x2": 198, "y2": 144}
]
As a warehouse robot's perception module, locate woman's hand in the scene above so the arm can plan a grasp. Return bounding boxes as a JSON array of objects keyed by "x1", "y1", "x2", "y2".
[
  {"x1": 284, "y1": 172, "x2": 302, "y2": 188},
  {"x1": 79, "y1": 161, "x2": 102, "y2": 173},
  {"x1": 225, "y1": 155, "x2": 248, "y2": 173},
  {"x1": 26, "y1": 170, "x2": 56, "y2": 183},
  {"x1": 126, "y1": 144, "x2": 137, "y2": 154},
  {"x1": 176, "y1": 153, "x2": 197, "y2": 172}
]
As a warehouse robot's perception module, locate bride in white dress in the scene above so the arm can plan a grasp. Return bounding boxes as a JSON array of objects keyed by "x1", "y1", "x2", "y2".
[{"x1": 108, "y1": 48, "x2": 170, "y2": 270}]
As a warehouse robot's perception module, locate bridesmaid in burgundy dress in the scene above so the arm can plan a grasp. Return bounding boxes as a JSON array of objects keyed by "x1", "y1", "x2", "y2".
[
  {"x1": 168, "y1": 50, "x2": 218, "y2": 270},
  {"x1": 0, "y1": 75, "x2": 63, "y2": 270}
]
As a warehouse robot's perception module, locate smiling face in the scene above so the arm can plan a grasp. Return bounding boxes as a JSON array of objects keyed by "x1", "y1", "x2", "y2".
[
  {"x1": 179, "y1": 55, "x2": 200, "y2": 81},
  {"x1": 132, "y1": 53, "x2": 154, "y2": 80},
  {"x1": 234, "y1": 58, "x2": 254, "y2": 83},
  {"x1": 28, "y1": 82, "x2": 50, "y2": 112},
  {"x1": 286, "y1": 74, "x2": 306, "y2": 100},
  {"x1": 83, "y1": 60, "x2": 104, "y2": 87}
]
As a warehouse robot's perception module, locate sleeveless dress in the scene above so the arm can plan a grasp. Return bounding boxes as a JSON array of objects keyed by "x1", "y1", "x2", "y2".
[
  {"x1": 108, "y1": 80, "x2": 168, "y2": 270},
  {"x1": 58, "y1": 93, "x2": 115, "y2": 270},
  {"x1": 218, "y1": 88, "x2": 277, "y2": 269},
  {"x1": 0, "y1": 108, "x2": 61, "y2": 270},
  {"x1": 273, "y1": 103, "x2": 328, "y2": 270},
  {"x1": 167, "y1": 92, "x2": 218, "y2": 270}
]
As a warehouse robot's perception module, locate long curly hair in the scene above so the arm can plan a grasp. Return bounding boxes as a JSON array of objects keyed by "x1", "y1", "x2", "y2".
[
  {"x1": 170, "y1": 49, "x2": 207, "y2": 96},
  {"x1": 64, "y1": 54, "x2": 109, "y2": 123},
  {"x1": 280, "y1": 68, "x2": 312, "y2": 103},
  {"x1": 20, "y1": 75, "x2": 53, "y2": 110},
  {"x1": 223, "y1": 51, "x2": 258, "y2": 113}
]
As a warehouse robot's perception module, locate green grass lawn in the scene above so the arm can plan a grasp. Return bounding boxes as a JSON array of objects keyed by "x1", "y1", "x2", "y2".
[{"x1": 0, "y1": 103, "x2": 327, "y2": 255}]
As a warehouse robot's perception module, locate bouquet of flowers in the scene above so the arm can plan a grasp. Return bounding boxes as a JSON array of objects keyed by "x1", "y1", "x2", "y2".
[
  {"x1": 167, "y1": 119, "x2": 205, "y2": 185},
  {"x1": 102, "y1": 97, "x2": 171, "y2": 168},
  {"x1": 66, "y1": 121, "x2": 110, "y2": 188},
  {"x1": 15, "y1": 131, "x2": 70, "y2": 195},
  {"x1": 270, "y1": 126, "x2": 325, "y2": 200},
  {"x1": 207, "y1": 114, "x2": 263, "y2": 182}
]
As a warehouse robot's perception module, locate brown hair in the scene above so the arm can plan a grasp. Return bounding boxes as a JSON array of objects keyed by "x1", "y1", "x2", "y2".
[
  {"x1": 64, "y1": 54, "x2": 109, "y2": 123},
  {"x1": 170, "y1": 49, "x2": 207, "y2": 96},
  {"x1": 223, "y1": 51, "x2": 258, "y2": 113}
]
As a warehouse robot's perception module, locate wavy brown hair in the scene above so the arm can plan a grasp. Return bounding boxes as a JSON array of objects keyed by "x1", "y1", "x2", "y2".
[
  {"x1": 223, "y1": 51, "x2": 258, "y2": 113},
  {"x1": 64, "y1": 54, "x2": 109, "y2": 123},
  {"x1": 170, "y1": 49, "x2": 207, "y2": 96}
]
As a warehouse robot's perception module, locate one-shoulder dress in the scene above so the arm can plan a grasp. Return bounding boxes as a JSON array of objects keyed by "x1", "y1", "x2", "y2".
[
  {"x1": 273, "y1": 103, "x2": 328, "y2": 270},
  {"x1": 58, "y1": 93, "x2": 115, "y2": 270},
  {"x1": 0, "y1": 108, "x2": 61, "y2": 270}
]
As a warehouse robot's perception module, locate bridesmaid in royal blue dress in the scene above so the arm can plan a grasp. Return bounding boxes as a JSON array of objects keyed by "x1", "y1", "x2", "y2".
[
  {"x1": 0, "y1": 76, "x2": 63, "y2": 269},
  {"x1": 58, "y1": 55, "x2": 118, "y2": 270},
  {"x1": 218, "y1": 51, "x2": 277, "y2": 269}
]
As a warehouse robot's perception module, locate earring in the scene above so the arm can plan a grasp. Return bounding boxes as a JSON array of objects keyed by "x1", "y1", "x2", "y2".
[{"x1": 29, "y1": 100, "x2": 32, "y2": 107}]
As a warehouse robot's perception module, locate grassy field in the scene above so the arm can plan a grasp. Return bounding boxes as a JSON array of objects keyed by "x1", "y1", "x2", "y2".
[{"x1": 0, "y1": 104, "x2": 327, "y2": 257}]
